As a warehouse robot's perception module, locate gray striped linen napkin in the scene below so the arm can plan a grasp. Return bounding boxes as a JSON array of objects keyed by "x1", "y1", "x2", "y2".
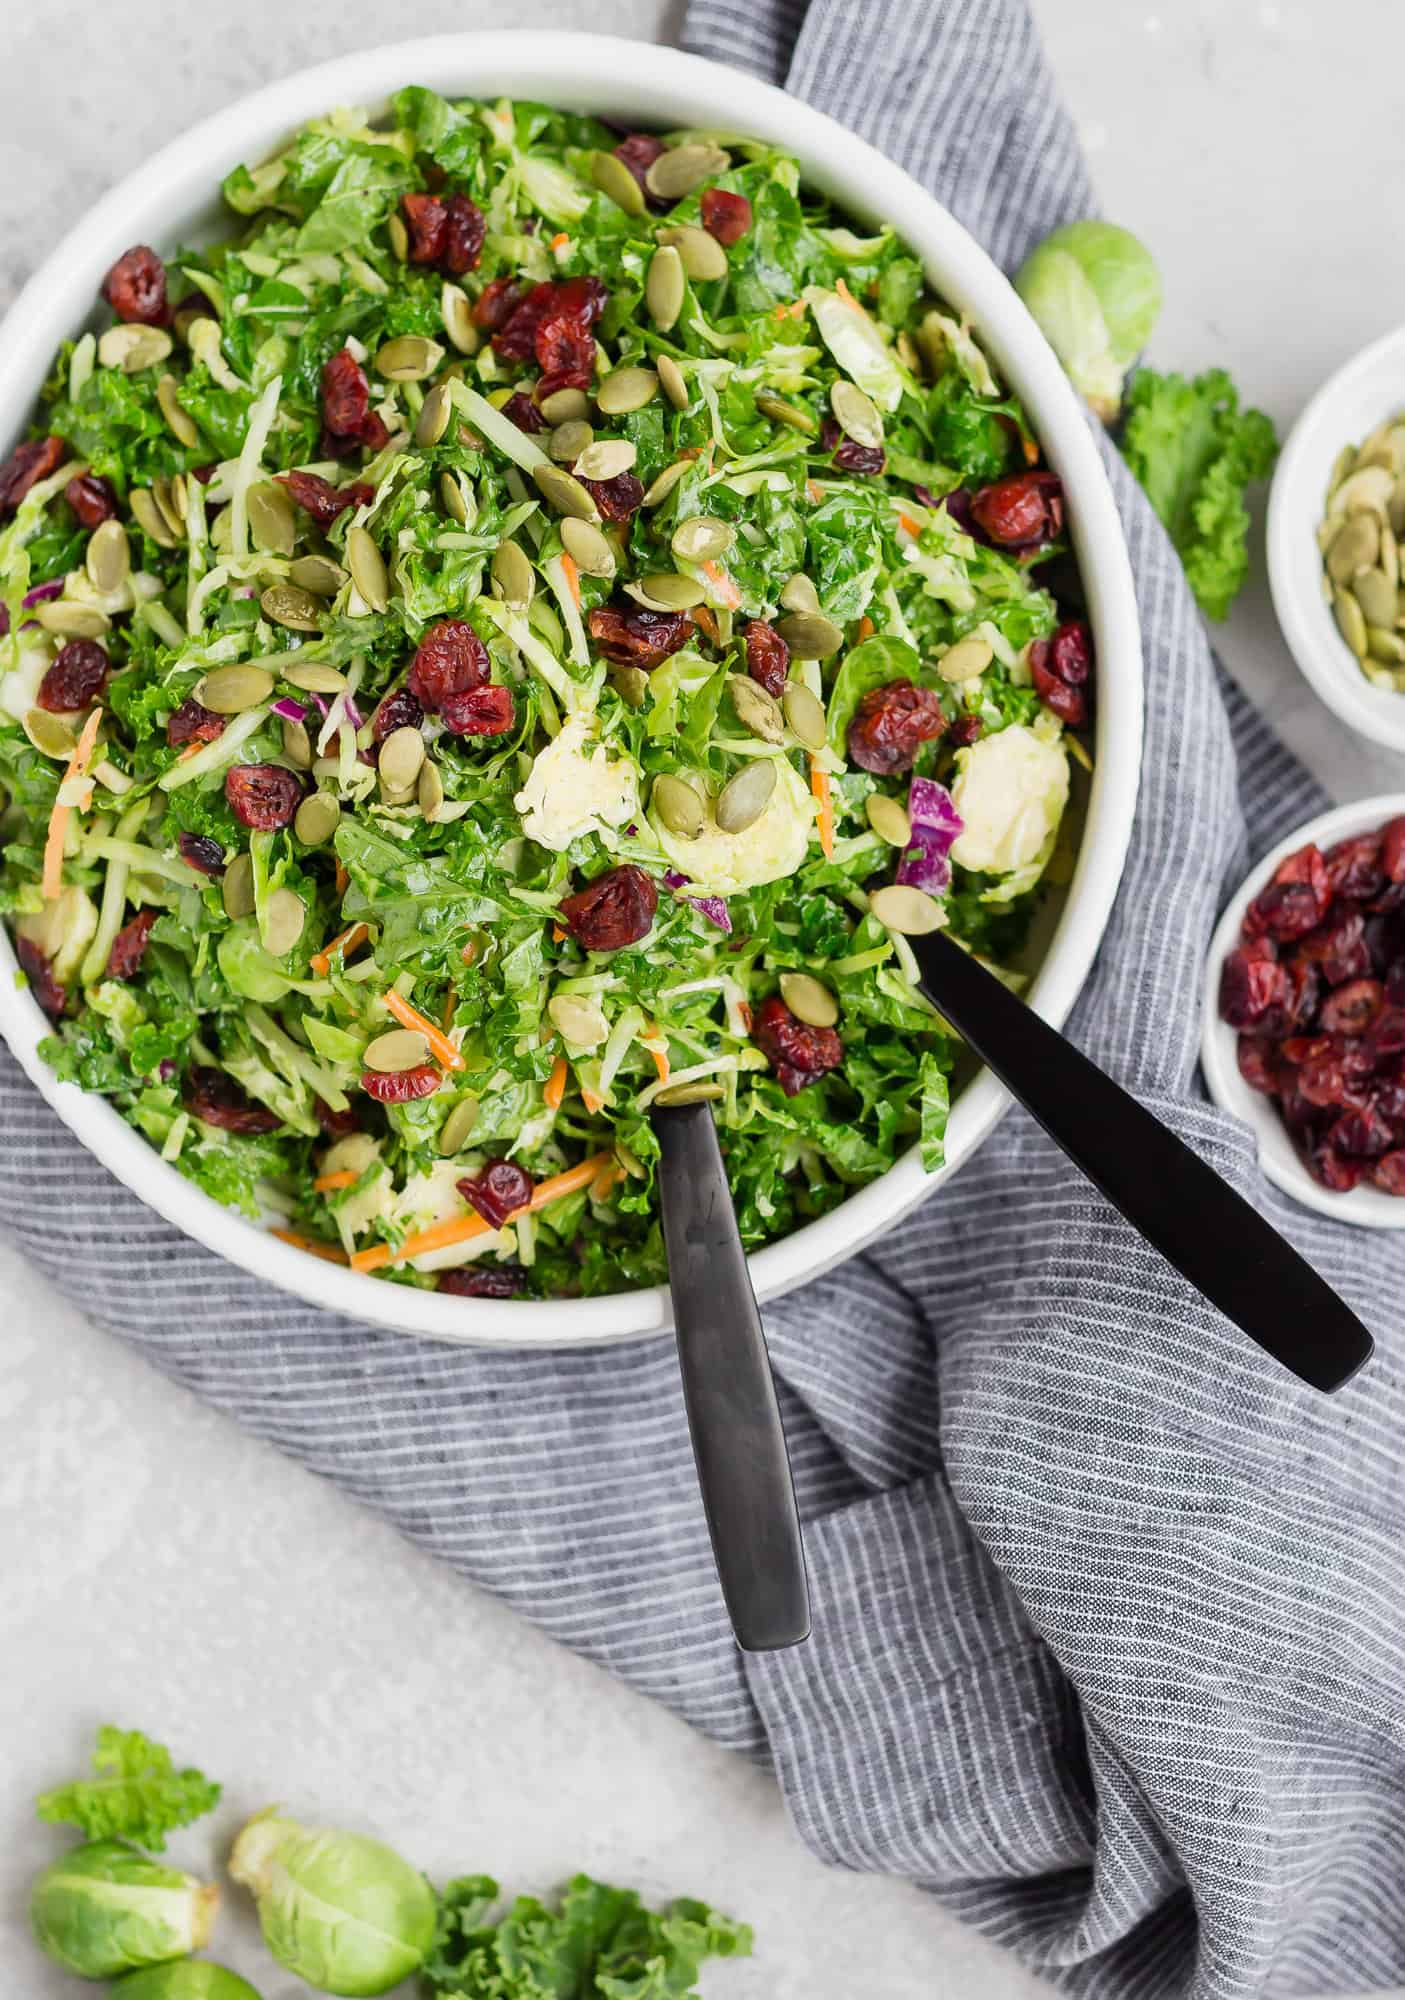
[{"x1": 4, "y1": 2, "x2": 1404, "y2": 1994}]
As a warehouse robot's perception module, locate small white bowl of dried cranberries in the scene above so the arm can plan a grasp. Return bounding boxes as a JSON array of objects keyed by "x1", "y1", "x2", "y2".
[{"x1": 1202, "y1": 794, "x2": 1405, "y2": 1226}]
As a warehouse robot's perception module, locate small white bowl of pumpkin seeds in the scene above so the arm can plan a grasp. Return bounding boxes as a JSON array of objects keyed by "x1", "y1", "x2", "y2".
[{"x1": 1269, "y1": 323, "x2": 1405, "y2": 752}]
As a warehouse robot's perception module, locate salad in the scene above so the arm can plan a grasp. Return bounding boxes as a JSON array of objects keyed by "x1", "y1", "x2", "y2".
[{"x1": 0, "y1": 90, "x2": 1093, "y2": 1299}]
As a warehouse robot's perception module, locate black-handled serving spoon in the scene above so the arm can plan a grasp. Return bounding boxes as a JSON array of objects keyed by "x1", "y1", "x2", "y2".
[
  {"x1": 908, "y1": 927, "x2": 1375, "y2": 1393},
  {"x1": 653, "y1": 1097, "x2": 811, "y2": 1652}
]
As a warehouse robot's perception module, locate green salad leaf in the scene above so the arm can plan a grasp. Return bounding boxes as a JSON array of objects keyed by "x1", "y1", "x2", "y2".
[{"x1": 34, "y1": 1725, "x2": 221, "y2": 1852}]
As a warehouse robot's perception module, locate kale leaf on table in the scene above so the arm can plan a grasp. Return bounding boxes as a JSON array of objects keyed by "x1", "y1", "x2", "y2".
[{"x1": 34, "y1": 1725, "x2": 221, "y2": 1852}]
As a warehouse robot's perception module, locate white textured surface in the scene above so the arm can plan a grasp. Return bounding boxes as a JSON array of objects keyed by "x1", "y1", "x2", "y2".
[{"x1": 2, "y1": 4, "x2": 1399, "y2": 1995}]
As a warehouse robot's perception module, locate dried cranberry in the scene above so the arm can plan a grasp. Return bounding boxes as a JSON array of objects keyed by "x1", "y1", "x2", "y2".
[
  {"x1": 321, "y1": 348, "x2": 388, "y2": 452},
  {"x1": 701, "y1": 188, "x2": 752, "y2": 245},
  {"x1": 185, "y1": 1065, "x2": 280, "y2": 1133},
  {"x1": 166, "y1": 697, "x2": 225, "y2": 747},
  {"x1": 315, "y1": 1095, "x2": 361, "y2": 1138},
  {"x1": 744, "y1": 620, "x2": 789, "y2": 697},
  {"x1": 439, "y1": 684, "x2": 515, "y2": 735},
  {"x1": 1300, "y1": 910, "x2": 1372, "y2": 987},
  {"x1": 101, "y1": 245, "x2": 168, "y2": 326},
  {"x1": 753, "y1": 993, "x2": 844, "y2": 1096},
  {"x1": 847, "y1": 679, "x2": 947, "y2": 776},
  {"x1": 371, "y1": 685, "x2": 425, "y2": 740},
  {"x1": 64, "y1": 473, "x2": 118, "y2": 529},
  {"x1": 474, "y1": 277, "x2": 529, "y2": 331},
  {"x1": 1373, "y1": 1150, "x2": 1405, "y2": 1193},
  {"x1": 612, "y1": 133, "x2": 666, "y2": 199},
  {"x1": 970, "y1": 470, "x2": 1063, "y2": 550},
  {"x1": 37, "y1": 640, "x2": 109, "y2": 713},
  {"x1": 0, "y1": 436, "x2": 65, "y2": 518},
  {"x1": 361, "y1": 1065, "x2": 441, "y2": 1102},
  {"x1": 1330, "y1": 1102, "x2": 1394, "y2": 1157},
  {"x1": 15, "y1": 936, "x2": 67, "y2": 1019},
  {"x1": 457, "y1": 1158, "x2": 534, "y2": 1229},
  {"x1": 177, "y1": 831, "x2": 225, "y2": 877},
  {"x1": 107, "y1": 907, "x2": 158, "y2": 979},
  {"x1": 1298, "y1": 1054, "x2": 1351, "y2": 1108},
  {"x1": 443, "y1": 193, "x2": 487, "y2": 275},
  {"x1": 402, "y1": 191, "x2": 449, "y2": 263},
  {"x1": 438, "y1": 1264, "x2": 522, "y2": 1297},
  {"x1": 225, "y1": 764, "x2": 304, "y2": 830},
  {"x1": 949, "y1": 715, "x2": 984, "y2": 747},
  {"x1": 1030, "y1": 620, "x2": 1094, "y2": 728},
  {"x1": 535, "y1": 314, "x2": 597, "y2": 398},
  {"x1": 1368, "y1": 1009, "x2": 1405, "y2": 1063},
  {"x1": 1325, "y1": 831, "x2": 1386, "y2": 903},
  {"x1": 1319, "y1": 977, "x2": 1383, "y2": 1036},
  {"x1": 408, "y1": 619, "x2": 490, "y2": 712},
  {"x1": 1219, "y1": 949, "x2": 1287, "y2": 1028},
  {"x1": 559, "y1": 864, "x2": 658, "y2": 951},
  {"x1": 1242, "y1": 845, "x2": 1331, "y2": 943},
  {"x1": 278, "y1": 469, "x2": 375, "y2": 527},
  {"x1": 1306, "y1": 1140, "x2": 1366, "y2": 1192},
  {"x1": 578, "y1": 472, "x2": 645, "y2": 523},
  {"x1": 1236, "y1": 1037, "x2": 1279, "y2": 1093},
  {"x1": 502, "y1": 392, "x2": 549, "y2": 435},
  {"x1": 587, "y1": 603, "x2": 691, "y2": 669},
  {"x1": 834, "y1": 440, "x2": 887, "y2": 476},
  {"x1": 494, "y1": 276, "x2": 607, "y2": 362}
]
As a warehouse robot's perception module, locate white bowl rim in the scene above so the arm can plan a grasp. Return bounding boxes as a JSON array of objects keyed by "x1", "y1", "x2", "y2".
[
  {"x1": 0, "y1": 30, "x2": 1144, "y2": 1346},
  {"x1": 1267, "y1": 321, "x2": 1405, "y2": 752},
  {"x1": 1201, "y1": 792, "x2": 1405, "y2": 1229}
]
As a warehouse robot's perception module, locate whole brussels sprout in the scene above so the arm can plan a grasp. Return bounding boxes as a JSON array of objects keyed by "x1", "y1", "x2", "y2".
[
  {"x1": 228, "y1": 1810, "x2": 436, "y2": 1997},
  {"x1": 1014, "y1": 220, "x2": 1162, "y2": 422},
  {"x1": 115, "y1": 1966, "x2": 263, "y2": 1999},
  {"x1": 29, "y1": 1840, "x2": 218, "y2": 1980}
]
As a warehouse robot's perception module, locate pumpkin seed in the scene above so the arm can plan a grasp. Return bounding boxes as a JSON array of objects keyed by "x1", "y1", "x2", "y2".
[
  {"x1": 755, "y1": 391, "x2": 817, "y2": 434},
  {"x1": 417, "y1": 758, "x2": 445, "y2": 821},
  {"x1": 866, "y1": 793, "x2": 912, "y2": 845},
  {"x1": 346, "y1": 525, "x2": 390, "y2": 613},
  {"x1": 157, "y1": 372, "x2": 199, "y2": 447},
  {"x1": 260, "y1": 583, "x2": 324, "y2": 632},
  {"x1": 262, "y1": 886, "x2": 306, "y2": 957},
  {"x1": 1334, "y1": 465, "x2": 1394, "y2": 517},
  {"x1": 657, "y1": 354, "x2": 689, "y2": 411},
  {"x1": 280, "y1": 661, "x2": 347, "y2": 693},
  {"x1": 1381, "y1": 525, "x2": 1401, "y2": 592},
  {"x1": 654, "y1": 1079, "x2": 725, "y2": 1106},
  {"x1": 1392, "y1": 477, "x2": 1405, "y2": 540},
  {"x1": 779, "y1": 572, "x2": 820, "y2": 615},
  {"x1": 288, "y1": 554, "x2": 347, "y2": 597},
  {"x1": 596, "y1": 367, "x2": 658, "y2": 417},
  {"x1": 609, "y1": 662, "x2": 649, "y2": 708},
  {"x1": 199, "y1": 664, "x2": 274, "y2": 714},
  {"x1": 671, "y1": 515, "x2": 734, "y2": 563},
  {"x1": 293, "y1": 792, "x2": 341, "y2": 847},
  {"x1": 1356, "y1": 442, "x2": 1397, "y2": 475},
  {"x1": 592, "y1": 148, "x2": 646, "y2": 217},
  {"x1": 715, "y1": 759, "x2": 776, "y2": 833},
  {"x1": 379, "y1": 780, "x2": 418, "y2": 808},
  {"x1": 532, "y1": 462, "x2": 599, "y2": 521},
  {"x1": 550, "y1": 419, "x2": 594, "y2": 464},
  {"x1": 628, "y1": 571, "x2": 706, "y2": 611},
  {"x1": 782, "y1": 682, "x2": 827, "y2": 751},
  {"x1": 437, "y1": 1094, "x2": 480, "y2": 1156},
  {"x1": 645, "y1": 142, "x2": 730, "y2": 202},
  {"x1": 173, "y1": 300, "x2": 212, "y2": 345},
  {"x1": 869, "y1": 883, "x2": 942, "y2": 935},
  {"x1": 652, "y1": 773, "x2": 705, "y2": 837},
  {"x1": 85, "y1": 518, "x2": 130, "y2": 595},
  {"x1": 560, "y1": 517, "x2": 616, "y2": 578},
  {"x1": 23, "y1": 709, "x2": 77, "y2": 759},
  {"x1": 830, "y1": 379, "x2": 884, "y2": 450},
  {"x1": 540, "y1": 386, "x2": 590, "y2": 426},
  {"x1": 388, "y1": 211, "x2": 409, "y2": 262},
  {"x1": 1353, "y1": 569, "x2": 1398, "y2": 629},
  {"x1": 130, "y1": 487, "x2": 176, "y2": 548},
  {"x1": 658, "y1": 223, "x2": 728, "y2": 283},
  {"x1": 440, "y1": 470, "x2": 470, "y2": 524},
  {"x1": 415, "y1": 381, "x2": 452, "y2": 448},
  {"x1": 938, "y1": 634, "x2": 994, "y2": 683},
  {"x1": 375, "y1": 334, "x2": 444, "y2": 382},
  {"x1": 779, "y1": 971, "x2": 838, "y2": 1028},
  {"x1": 548, "y1": 992, "x2": 610, "y2": 1048},
  {"x1": 492, "y1": 537, "x2": 535, "y2": 609},
  {"x1": 1367, "y1": 625, "x2": 1405, "y2": 664},
  {"x1": 896, "y1": 329, "x2": 922, "y2": 379},
  {"x1": 98, "y1": 323, "x2": 172, "y2": 373},
  {"x1": 729, "y1": 674, "x2": 783, "y2": 744},
  {"x1": 777, "y1": 610, "x2": 844, "y2": 658},
  {"x1": 378, "y1": 724, "x2": 426, "y2": 792},
  {"x1": 34, "y1": 601, "x2": 108, "y2": 638},
  {"x1": 1326, "y1": 512, "x2": 1379, "y2": 583},
  {"x1": 153, "y1": 476, "x2": 187, "y2": 541},
  {"x1": 441, "y1": 282, "x2": 479, "y2": 355},
  {"x1": 575, "y1": 438, "x2": 637, "y2": 483},
  {"x1": 222, "y1": 852, "x2": 255, "y2": 921},
  {"x1": 1334, "y1": 587, "x2": 1369, "y2": 658},
  {"x1": 364, "y1": 1028, "x2": 430, "y2": 1073},
  {"x1": 646, "y1": 245, "x2": 686, "y2": 333},
  {"x1": 643, "y1": 457, "x2": 691, "y2": 508},
  {"x1": 280, "y1": 717, "x2": 313, "y2": 769},
  {"x1": 247, "y1": 479, "x2": 297, "y2": 556}
]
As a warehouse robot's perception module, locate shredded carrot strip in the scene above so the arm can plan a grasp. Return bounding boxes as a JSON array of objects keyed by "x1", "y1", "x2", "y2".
[
  {"x1": 384, "y1": 989, "x2": 466, "y2": 1072},
  {"x1": 350, "y1": 1152, "x2": 613, "y2": 1274},
  {"x1": 859, "y1": 614, "x2": 876, "y2": 639},
  {"x1": 440, "y1": 985, "x2": 457, "y2": 1033},
  {"x1": 738, "y1": 999, "x2": 753, "y2": 1033},
  {"x1": 551, "y1": 924, "x2": 566, "y2": 944},
  {"x1": 836, "y1": 277, "x2": 860, "y2": 308},
  {"x1": 544, "y1": 1054, "x2": 568, "y2": 1110},
  {"x1": 897, "y1": 512, "x2": 922, "y2": 539},
  {"x1": 590, "y1": 1159, "x2": 622, "y2": 1202},
  {"x1": 644, "y1": 1024, "x2": 670, "y2": 1083},
  {"x1": 1022, "y1": 433, "x2": 1039, "y2": 466},
  {"x1": 689, "y1": 604, "x2": 718, "y2": 644},
  {"x1": 175, "y1": 739, "x2": 205, "y2": 762},
  {"x1": 271, "y1": 1228, "x2": 349, "y2": 1265},
  {"x1": 701, "y1": 560, "x2": 741, "y2": 611},
  {"x1": 310, "y1": 921, "x2": 369, "y2": 977},
  {"x1": 43, "y1": 707, "x2": 102, "y2": 901},
  {"x1": 581, "y1": 1087, "x2": 605, "y2": 1115},
  {"x1": 335, "y1": 860, "x2": 349, "y2": 896},
  {"x1": 550, "y1": 231, "x2": 570, "y2": 252},
  {"x1": 772, "y1": 299, "x2": 805, "y2": 320},
  {"x1": 461, "y1": 938, "x2": 478, "y2": 966},
  {"x1": 313, "y1": 1170, "x2": 358, "y2": 1193},
  {"x1": 559, "y1": 550, "x2": 581, "y2": 605},
  {"x1": 811, "y1": 759, "x2": 834, "y2": 859},
  {"x1": 805, "y1": 479, "x2": 823, "y2": 504}
]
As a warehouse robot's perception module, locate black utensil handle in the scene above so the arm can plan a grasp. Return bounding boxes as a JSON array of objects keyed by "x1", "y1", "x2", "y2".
[
  {"x1": 654, "y1": 1100, "x2": 811, "y2": 1651},
  {"x1": 910, "y1": 928, "x2": 1373, "y2": 1394}
]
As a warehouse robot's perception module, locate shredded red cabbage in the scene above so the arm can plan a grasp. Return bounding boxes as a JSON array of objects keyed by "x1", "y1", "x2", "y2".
[
  {"x1": 663, "y1": 869, "x2": 732, "y2": 933},
  {"x1": 271, "y1": 696, "x2": 308, "y2": 722},
  {"x1": 896, "y1": 775, "x2": 963, "y2": 896}
]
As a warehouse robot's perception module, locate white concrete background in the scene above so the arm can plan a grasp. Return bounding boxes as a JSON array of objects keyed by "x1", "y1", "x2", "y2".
[{"x1": 3, "y1": 3, "x2": 1403, "y2": 1995}]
